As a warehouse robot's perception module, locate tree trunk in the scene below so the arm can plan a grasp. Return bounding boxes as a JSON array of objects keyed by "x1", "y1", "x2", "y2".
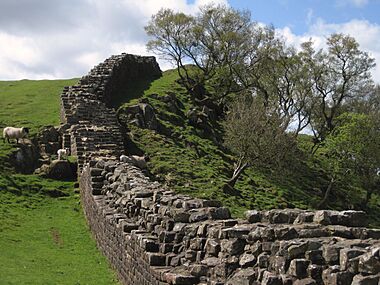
[
  {"x1": 226, "y1": 162, "x2": 249, "y2": 188},
  {"x1": 365, "y1": 189, "x2": 373, "y2": 206},
  {"x1": 317, "y1": 176, "x2": 335, "y2": 209}
]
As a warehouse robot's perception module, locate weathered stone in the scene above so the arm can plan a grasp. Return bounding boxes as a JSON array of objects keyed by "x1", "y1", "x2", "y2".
[
  {"x1": 351, "y1": 274, "x2": 380, "y2": 285},
  {"x1": 246, "y1": 210, "x2": 262, "y2": 223},
  {"x1": 275, "y1": 227, "x2": 299, "y2": 240},
  {"x1": 189, "y1": 264, "x2": 208, "y2": 277},
  {"x1": 288, "y1": 242, "x2": 309, "y2": 259},
  {"x1": 164, "y1": 270, "x2": 199, "y2": 285},
  {"x1": 294, "y1": 212, "x2": 315, "y2": 224},
  {"x1": 359, "y1": 247, "x2": 380, "y2": 274},
  {"x1": 322, "y1": 267, "x2": 353, "y2": 285},
  {"x1": 305, "y1": 250, "x2": 324, "y2": 265},
  {"x1": 307, "y1": 264, "x2": 323, "y2": 283},
  {"x1": 221, "y1": 238, "x2": 246, "y2": 256},
  {"x1": 340, "y1": 248, "x2": 366, "y2": 271},
  {"x1": 46, "y1": 160, "x2": 76, "y2": 180},
  {"x1": 201, "y1": 257, "x2": 220, "y2": 267},
  {"x1": 270, "y1": 255, "x2": 288, "y2": 275},
  {"x1": 189, "y1": 209, "x2": 209, "y2": 223},
  {"x1": 147, "y1": 253, "x2": 166, "y2": 266},
  {"x1": 313, "y1": 210, "x2": 332, "y2": 225},
  {"x1": 341, "y1": 211, "x2": 368, "y2": 227},
  {"x1": 257, "y1": 252, "x2": 270, "y2": 268},
  {"x1": 261, "y1": 271, "x2": 282, "y2": 285},
  {"x1": 226, "y1": 268, "x2": 257, "y2": 285},
  {"x1": 294, "y1": 278, "x2": 317, "y2": 285},
  {"x1": 239, "y1": 253, "x2": 257, "y2": 268},
  {"x1": 323, "y1": 245, "x2": 343, "y2": 265},
  {"x1": 288, "y1": 259, "x2": 310, "y2": 278},
  {"x1": 205, "y1": 239, "x2": 221, "y2": 256}
]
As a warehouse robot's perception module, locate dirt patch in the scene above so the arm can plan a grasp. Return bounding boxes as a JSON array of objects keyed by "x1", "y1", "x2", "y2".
[{"x1": 50, "y1": 227, "x2": 64, "y2": 247}]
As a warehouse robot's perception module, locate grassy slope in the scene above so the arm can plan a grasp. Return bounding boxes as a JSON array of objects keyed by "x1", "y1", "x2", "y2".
[
  {"x1": 0, "y1": 79, "x2": 119, "y2": 284},
  {"x1": 117, "y1": 70, "x2": 380, "y2": 225}
]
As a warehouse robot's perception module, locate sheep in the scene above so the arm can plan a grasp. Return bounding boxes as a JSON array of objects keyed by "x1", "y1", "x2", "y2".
[
  {"x1": 3, "y1": 127, "x2": 29, "y2": 143},
  {"x1": 120, "y1": 154, "x2": 149, "y2": 169},
  {"x1": 57, "y1": 148, "x2": 70, "y2": 160}
]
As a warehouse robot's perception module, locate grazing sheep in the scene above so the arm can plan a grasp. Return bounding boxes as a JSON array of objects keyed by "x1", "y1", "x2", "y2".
[
  {"x1": 120, "y1": 154, "x2": 149, "y2": 169},
  {"x1": 3, "y1": 127, "x2": 29, "y2": 143},
  {"x1": 57, "y1": 148, "x2": 70, "y2": 160}
]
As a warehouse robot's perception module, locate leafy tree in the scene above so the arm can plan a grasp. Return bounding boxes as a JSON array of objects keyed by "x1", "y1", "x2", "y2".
[
  {"x1": 305, "y1": 34, "x2": 375, "y2": 147},
  {"x1": 252, "y1": 39, "x2": 314, "y2": 136},
  {"x1": 223, "y1": 95, "x2": 296, "y2": 187},
  {"x1": 145, "y1": 4, "x2": 269, "y2": 100},
  {"x1": 318, "y1": 113, "x2": 380, "y2": 207},
  {"x1": 145, "y1": 9, "x2": 195, "y2": 88}
]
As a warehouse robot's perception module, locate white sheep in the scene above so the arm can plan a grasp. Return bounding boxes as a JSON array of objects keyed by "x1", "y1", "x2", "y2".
[
  {"x1": 3, "y1": 127, "x2": 29, "y2": 143},
  {"x1": 57, "y1": 148, "x2": 70, "y2": 160},
  {"x1": 120, "y1": 154, "x2": 149, "y2": 169}
]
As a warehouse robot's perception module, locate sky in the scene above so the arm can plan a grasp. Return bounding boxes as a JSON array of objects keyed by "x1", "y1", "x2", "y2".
[{"x1": 0, "y1": 0, "x2": 380, "y2": 83}]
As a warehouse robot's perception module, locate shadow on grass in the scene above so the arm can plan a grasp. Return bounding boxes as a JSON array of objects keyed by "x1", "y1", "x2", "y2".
[{"x1": 109, "y1": 77, "x2": 156, "y2": 109}]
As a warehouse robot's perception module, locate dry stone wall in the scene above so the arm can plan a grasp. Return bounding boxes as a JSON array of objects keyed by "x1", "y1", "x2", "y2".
[
  {"x1": 60, "y1": 53, "x2": 161, "y2": 170},
  {"x1": 62, "y1": 54, "x2": 380, "y2": 285}
]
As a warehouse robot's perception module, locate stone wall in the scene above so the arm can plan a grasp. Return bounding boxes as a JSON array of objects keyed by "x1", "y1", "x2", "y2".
[
  {"x1": 62, "y1": 54, "x2": 380, "y2": 285},
  {"x1": 60, "y1": 53, "x2": 161, "y2": 170}
]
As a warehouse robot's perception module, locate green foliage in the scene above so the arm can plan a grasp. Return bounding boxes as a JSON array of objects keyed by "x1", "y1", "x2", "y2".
[
  {"x1": 0, "y1": 79, "x2": 119, "y2": 284},
  {"x1": 323, "y1": 112, "x2": 380, "y2": 203},
  {"x1": 145, "y1": 4, "x2": 266, "y2": 97}
]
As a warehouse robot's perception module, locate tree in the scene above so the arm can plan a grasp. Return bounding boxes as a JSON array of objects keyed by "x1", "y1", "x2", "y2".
[
  {"x1": 319, "y1": 113, "x2": 380, "y2": 208},
  {"x1": 251, "y1": 39, "x2": 315, "y2": 136},
  {"x1": 223, "y1": 95, "x2": 296, "y2": 188},
  {"x1": 145, "y1": 4, "x2": 268, "y2": 100},
  {"x1": 145, "y1": 8, "x2": 195, "y2": 89},
  {"x1": 306, "y1": 34, "x2": 375, "y2": 146}
]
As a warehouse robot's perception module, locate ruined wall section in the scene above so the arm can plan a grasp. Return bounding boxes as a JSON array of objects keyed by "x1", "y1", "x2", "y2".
[{"x1": 60, "y1": 53, "x2": 161, "y2": 170}]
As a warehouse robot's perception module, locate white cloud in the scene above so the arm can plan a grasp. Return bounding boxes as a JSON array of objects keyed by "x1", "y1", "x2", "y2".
[
  {"x1": 336, "y1": 0, "x2": 369, "y2": 7},
  {"x1": 277, "y1": 19, "x2": 380, "y2": 83},
  {"x1": 1, "y1": 0, "x2": 378, "y2": 84},
  {"x1": 0, "y1": 0, "x2": 227, "y2": 80}
]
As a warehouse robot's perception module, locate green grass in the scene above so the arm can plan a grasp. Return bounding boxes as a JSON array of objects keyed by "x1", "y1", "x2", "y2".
[
  {"x1": 0, "y1": 79, "x2": 119, "y2": 284},
  {"x1": 117, "y1": 69, "x2": 380, "y2": 224},
  {"x1": 0, "y1": 79, "x2": 77, "y2": 134}
]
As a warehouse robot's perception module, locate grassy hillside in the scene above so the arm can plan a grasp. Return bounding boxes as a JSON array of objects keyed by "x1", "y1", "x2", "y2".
[
  {"x1": 0, "y1": 79, "x2": 119, "y2": 284},
  {"x1": 117, "y1": 69, "x2": 380, "y2": 225}
]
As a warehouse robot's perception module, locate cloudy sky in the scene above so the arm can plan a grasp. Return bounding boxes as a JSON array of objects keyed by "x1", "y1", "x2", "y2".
[{"x1": 1, "y1": 0, "x2": 380, "y2": 83}]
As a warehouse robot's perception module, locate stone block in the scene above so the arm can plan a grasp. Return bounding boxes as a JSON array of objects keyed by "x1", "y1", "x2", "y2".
[
  {"x1": 261, "y1": 271, "x2": 282, "y2": 285},
  {"x1": 226, "y1": 268, "x2": 257, "y2": 285},
  {"x1": 288, "y1": 259, "x2": 310, "y2": 279},
  {"x1": 351, "y1": 274, "x2": 380, "y2": 285},
  {"x1": 239, "y1": 253, "x2": 257, "y2": 268},
  {"x1": 221, "y1": 238, "x2": 246, "y2": 256},
  {"x1": 148, "y1": 253, "x2": 167, "y2": 266},
  {"x1": 294, "y1": 278, "x2": 317, "y2": 285},
  {"x1": 246, "y1": 210, "x2": 262, "y2": 223},
  {"x1": 340, "y1": 248, "x2": 366, "y2": 271},
  {"x1": 359, "y1": 247, "x2": 380, "y2": 275}
]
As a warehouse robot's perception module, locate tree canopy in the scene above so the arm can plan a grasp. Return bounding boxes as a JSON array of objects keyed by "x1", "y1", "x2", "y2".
[{"x1": 145, "y1": 4, "x2": 377, "y2": 202}]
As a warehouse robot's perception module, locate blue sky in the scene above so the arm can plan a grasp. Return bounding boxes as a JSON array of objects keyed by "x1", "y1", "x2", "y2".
[
  {"x1": 0, "y1": 0, "x2": 379, "y2": 82},
  {"x1": 228, "y1": 0, "x2": 380, "y2": 34}
]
